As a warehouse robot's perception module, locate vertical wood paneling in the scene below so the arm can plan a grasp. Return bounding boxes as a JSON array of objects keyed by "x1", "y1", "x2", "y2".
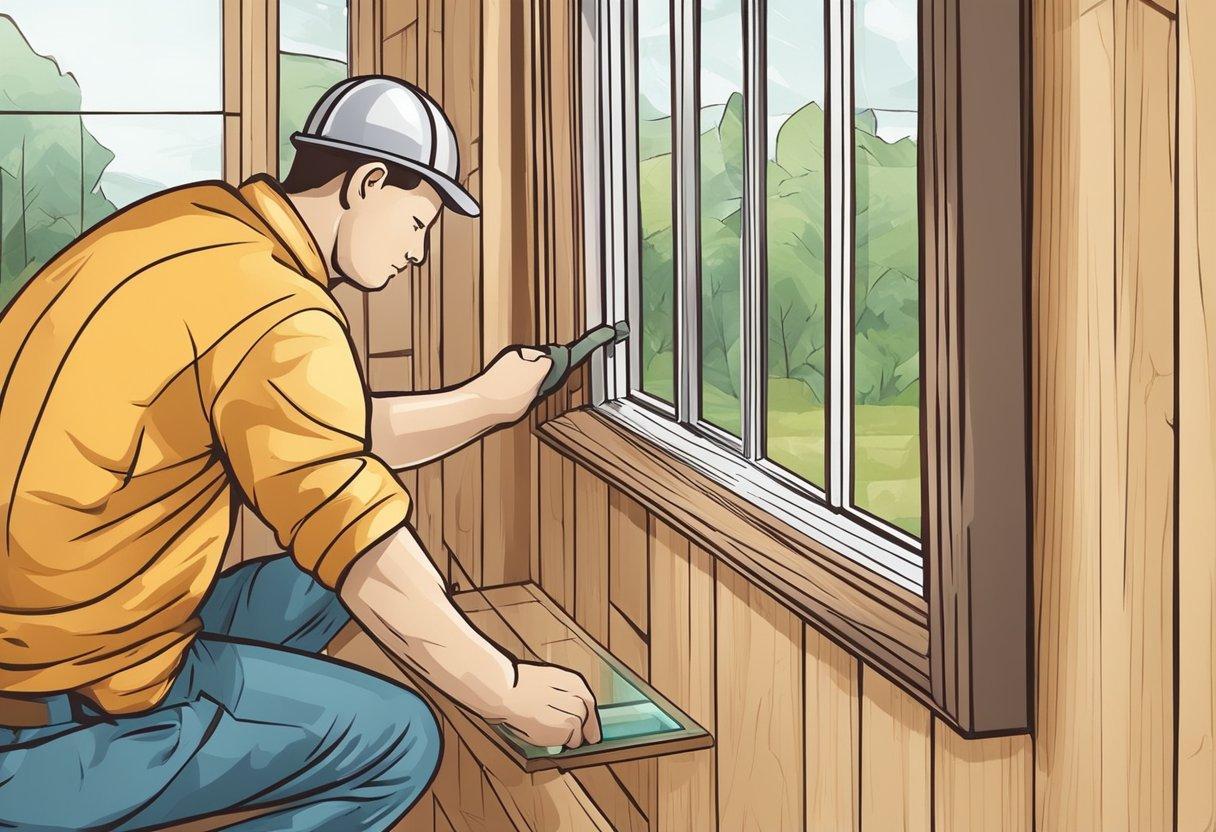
[
  {"x1": 1031, "y1": 1, "x2": 1114, "y2": 827},
  {"x1": 716, "y1": 563, "x2": 803, "y2": 831},
  {"x1": 1103, "y1": 5, "x2": 1176, "y2": 829},
  {"x1": 481, "y1": 0, "x2": 537, "y2": 587},
  {"x1": 805, "y1": 628, "x2": 860, "y2": 832},
  {"x1": 1032, "y1": 1, "x2": 1177, "y2": 829},
  {"x1": 573, "y1": 466, "x2": 610, "y2": 645},
  {"x1": 933, "y1": 726, "x2": 1031, "y2": 832},
  {"x1": 860, "y1": 667, "x2": 932, "y2": 832},
  {"x1": 652, "y1": 525, "x2": 716, "y2": 832},
  {"x1": 539, "y1": 445, "x2": 573, "y2": 611},
  {"x1": 1179, "y1": 0, "x2": 1216, "y2": 826},
  {"x1": 608, "y1": 489, "x2": 649, "y2": 635}
]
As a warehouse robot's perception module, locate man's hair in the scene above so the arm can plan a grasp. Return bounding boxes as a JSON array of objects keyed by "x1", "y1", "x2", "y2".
[{"x1": 282, "y1": 144, "x2": 424, "y2": 194}]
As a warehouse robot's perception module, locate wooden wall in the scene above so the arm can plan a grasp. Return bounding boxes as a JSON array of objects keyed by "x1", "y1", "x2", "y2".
[
  {"x1": 385, "y1": 0, "x2": 1212, "y2": 829},
  {"x1": 223, "y1": 0, "x2": 1216, "y2": 829}
]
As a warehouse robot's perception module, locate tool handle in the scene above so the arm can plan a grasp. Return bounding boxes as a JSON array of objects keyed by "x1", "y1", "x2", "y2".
[{"x1": 537, "y1": 321, "x2": 630, "y2": 398}]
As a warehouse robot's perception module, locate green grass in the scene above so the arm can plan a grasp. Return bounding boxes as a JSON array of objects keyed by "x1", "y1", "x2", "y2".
[{"x1": 640, "y1": 367, "x2": 921, "y2": 537}]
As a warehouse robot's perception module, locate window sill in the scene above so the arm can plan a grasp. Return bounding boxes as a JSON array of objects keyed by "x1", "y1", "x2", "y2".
[{"x1": 535, "y1": 406, "x2": 933, "y2": 701}]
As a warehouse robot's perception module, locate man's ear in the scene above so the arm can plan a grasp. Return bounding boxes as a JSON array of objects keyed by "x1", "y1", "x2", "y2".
[{"x1": 341, "y1": 161, "x2": 388, "y2": 208}]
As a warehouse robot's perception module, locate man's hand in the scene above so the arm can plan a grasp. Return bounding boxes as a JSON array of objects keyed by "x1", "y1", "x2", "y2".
[
  {"x1": 491, "y1": 663, "x2": 603, "y2": 749},
  {"x1": 468, "y1": 347, "x2": 552, "y2": 424}
]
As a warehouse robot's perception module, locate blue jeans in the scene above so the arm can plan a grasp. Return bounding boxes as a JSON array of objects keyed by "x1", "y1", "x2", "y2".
[{"x1": 0, "y1": 555, "x2": 442, "y2": 831}]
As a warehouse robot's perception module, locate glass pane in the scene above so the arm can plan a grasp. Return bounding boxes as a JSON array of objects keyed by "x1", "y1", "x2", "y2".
[
  {"x1": 0, "y1": 113, "x2": 221, "y2": 310},
  {"x1": 853, "y1": 0, "x2": 921, "y2": 536},
  {"x1": 278, "y1": 0, "x2": 349, "y2": 174},
  {"x1": 0, "y1": 2, "x2": 222, "y2": 112},
  {"x1": 764, "y1": 0, "x2": 826, "y2": 487},
  {"x1": 636, "y1": 0, "x2": 675, "y2": 404},
  {"x1": 698, "y1": 0, "x2": 744, "y2": 436}
]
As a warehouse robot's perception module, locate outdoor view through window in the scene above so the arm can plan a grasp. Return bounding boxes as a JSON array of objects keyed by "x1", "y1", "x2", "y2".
[
  {"x1": 278, "y1": 0, "x2": 349, "y2": 174},
  {"x1": 0, "y1": 1, "x2": 223, "y2": 310},
  {"x1": 634, "y1": 0, "x2": 921, "y2": 537}
]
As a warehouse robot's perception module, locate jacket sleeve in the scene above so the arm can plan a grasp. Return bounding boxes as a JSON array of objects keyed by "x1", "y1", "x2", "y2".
[{"x1": 209, "y1": 307, "x2": 412, "y2": 588}]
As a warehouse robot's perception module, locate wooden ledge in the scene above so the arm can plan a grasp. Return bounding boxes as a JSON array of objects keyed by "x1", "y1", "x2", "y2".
[
  {"x1": 335, "y1": 582, "x2": 710, "y2": 773},
  {"x1": 535, "y1": 407, "x2": 936, "y2": 710}
]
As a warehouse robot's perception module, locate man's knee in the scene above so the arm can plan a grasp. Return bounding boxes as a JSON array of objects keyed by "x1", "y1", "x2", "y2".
[{"x1": 354, "y1": 685, "x2": 442, "y2": 812}]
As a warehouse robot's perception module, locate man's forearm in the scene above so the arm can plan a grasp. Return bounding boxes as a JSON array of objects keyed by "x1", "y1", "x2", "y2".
[
  {"x1": 339, "y1": 526, "x2": 516, "y2": 720},
  {"x1": 369, "y1": 383, "x2": 501, "y2": 469}
]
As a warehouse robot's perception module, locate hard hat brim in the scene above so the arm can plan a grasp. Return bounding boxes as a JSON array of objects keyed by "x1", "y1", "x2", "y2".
[{"x1": 290, "y1": 133, "x2": 482, "y2": 218}]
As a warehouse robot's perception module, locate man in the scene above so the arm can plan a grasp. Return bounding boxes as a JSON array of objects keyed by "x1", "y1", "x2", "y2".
[{"x1": 0, "y1": 76, "x2": 600, "y2": 831}]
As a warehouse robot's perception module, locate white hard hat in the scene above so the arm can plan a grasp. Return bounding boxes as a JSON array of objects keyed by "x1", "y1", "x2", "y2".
[{"x1": 291, "y1": 75, "x2": 480, "y2": 217}]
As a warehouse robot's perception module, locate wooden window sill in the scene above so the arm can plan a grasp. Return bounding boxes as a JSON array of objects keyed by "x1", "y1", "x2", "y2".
[{"x1": 535, "y1": 406, "x2": 935, "y2": 707}]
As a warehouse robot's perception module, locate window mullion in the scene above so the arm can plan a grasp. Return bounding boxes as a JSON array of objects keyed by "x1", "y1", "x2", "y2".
[
  {"x1": 674, "y1": 0, "x2": 700, "y2": 427},
  {"x1": 740, "y1": 0, "x2": 766, "y2": 462},
  {"x1": 827, "y1": 0, "x2": 853, "y2": 509}
]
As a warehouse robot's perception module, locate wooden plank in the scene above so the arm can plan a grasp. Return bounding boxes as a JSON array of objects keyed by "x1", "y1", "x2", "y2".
[
  {"x1": 1179, "y1": 0, "x2": 1216, "y2": 825},
  {"x1": 573, "y1": 465, "x2": 610, "y2": 645},
  {"x1": 652, "y1": 529, "x2": 717, "y2": 832},
  {"x1": 608, "y1": 489, "x2": 649, "y2": 635},
  {"x1": 480, "y1": 0, "x2": 536, "y2": 588},
  {"x1": 368, "y1": 354, "x2": 413, "y2": 393},
  {"x1": 368, "y1": 272, "x2": 412, "y2": 356},
  {"x1": 804, "y1": 628, "x2": 859, "y2": 832},
  {"x1": 1030, "y1": 1, "x2": 1114, "y2": 827},
  {"x1": 859, "y1": 666, "x2": 931, "y2": 832},
  {"x1": 1100, "y1": 5, "x2": 1176, "y2": 830},
  {"x1": 349, "y1": 0, "x2": 381, "y2": 75},
  {"x1": 538, "y1": 445, "x2": 572, "y2": 611},
  {"x1": 609, "y1": 604, "x2": 648, "y2": 679},
  {"x1": 241, "y1": 509, "x2": 280, "y2": 560},
  {"x1": 715, "y1": 563, "x2": 803, "y2": 831},
  {"x1": 382, "y1": 0, "x2": 419, "y2": 39},
  {"x1": 933, "y1": 724, "x2": 1031, "y2": 832}
]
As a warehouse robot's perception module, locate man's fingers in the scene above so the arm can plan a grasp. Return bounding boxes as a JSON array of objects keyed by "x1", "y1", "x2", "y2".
[
  {"x1": 563, "y1": 713, "x2": 585, "y2": 748},
  {"x1": 562, "y1": 675, "x2": 601, "y2": 745}
]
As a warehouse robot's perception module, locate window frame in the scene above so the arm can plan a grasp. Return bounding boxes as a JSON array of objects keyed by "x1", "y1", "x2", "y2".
[
  {"x1": 573, "y1": 0, "x2": 1031, "y2": 736},
  {"x1": 220, "y1": 0, "x2": 375, "y2": 185}
]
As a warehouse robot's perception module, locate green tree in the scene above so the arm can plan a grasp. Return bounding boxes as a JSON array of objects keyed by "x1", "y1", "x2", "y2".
[
  {"x1": 278, "y1": 52, "x2": 348, "y2": 173},
  {"x1": 0, "y1": 15, "x2": 117, "y2": 309}
]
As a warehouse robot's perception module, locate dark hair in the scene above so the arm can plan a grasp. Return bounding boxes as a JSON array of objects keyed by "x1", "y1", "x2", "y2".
[{"x1": 282, "y1": 143, "x2": 424, "y2": 194}]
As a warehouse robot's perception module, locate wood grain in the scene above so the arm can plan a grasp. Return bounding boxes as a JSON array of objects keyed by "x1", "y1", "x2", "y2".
[
  {"x1": 651, "y1": 527, "x2": 717, "y2": 832},
  {"x1": 573, "y1": 465, "x2": 610, "y2": 645},
  {"x1": 539, "y1": 411, "x2": 930, "y2": 688},
  {"x1": 609, "y1": 489, "x2": 649, "y2": 635},
  {"x1": 480, "y1": 0, "x2": 537, "y2": 587},
  {"x1": 716, "y1": 563, "x2": 803, "y2": 831},
  {"x1": 860, "y1": 666, "x2": 931, "y2": 832},
  {"x1": 933, "y1": 725, "x2": 1031, "y2": 832},
  {"x1": 1031, "y1": 2, "x2": 1115, "y2": 827},
  {"x1": 804, "y1": 628, "x2": 859, "y2": 832},
  {"x1": 1178, "y1": 0, "x2": 1216, "y2": 827}
]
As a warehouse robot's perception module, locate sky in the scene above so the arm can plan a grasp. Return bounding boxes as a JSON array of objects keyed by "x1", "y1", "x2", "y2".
[
  {"x1": 0, "y1": 0, "x2": 346, "y2": 205},
  {"x1": 638, "y1": 0, "x2": 918, "y2": 145}
]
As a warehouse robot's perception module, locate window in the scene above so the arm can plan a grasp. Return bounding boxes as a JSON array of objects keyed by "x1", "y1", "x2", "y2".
[
  {"x1": 597, "y1": 0, "x2": 922, "y2": 590},
  {"x1": 0, "y1": 1, "x2": 223, "y2": 308},
  {"x1": 278, "y1": 0, "x2": 349, "y2": 174},
  {"x1": 579, "y1": 0, "x2": 1030, "y2": 734}
]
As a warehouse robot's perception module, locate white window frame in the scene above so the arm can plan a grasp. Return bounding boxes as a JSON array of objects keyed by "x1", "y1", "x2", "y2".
[{"x1": 582, "y1": 0, "x2": 923, "y2": 592}]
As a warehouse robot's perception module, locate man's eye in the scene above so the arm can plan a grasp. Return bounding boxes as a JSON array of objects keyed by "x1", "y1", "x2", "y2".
[{"x1": 413, "y1": 217, "x2": 424, "y2": 231}]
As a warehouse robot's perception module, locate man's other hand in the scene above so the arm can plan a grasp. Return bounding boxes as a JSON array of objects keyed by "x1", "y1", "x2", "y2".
[
  {"x1": 493, "y1": 663, "x2": 603, "y2": 749},
  {"x1": 470, "y1": 346, "x2": 552, "y2": 423}
]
